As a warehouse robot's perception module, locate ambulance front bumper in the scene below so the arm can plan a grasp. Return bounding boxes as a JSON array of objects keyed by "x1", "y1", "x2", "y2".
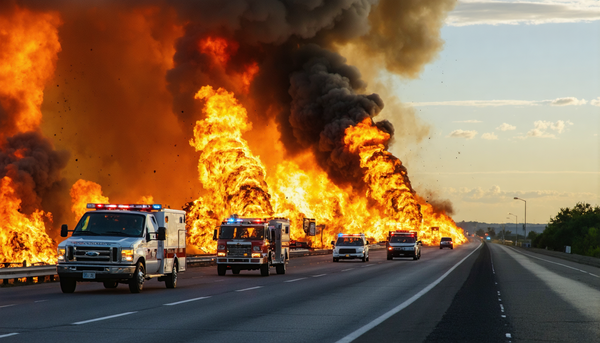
[
  {"x1": 216, "y1": 257, "x2": 267, "y2": 264},
  {"x1": 57, "y1": 264, "x2": 136, "y2": 280}
]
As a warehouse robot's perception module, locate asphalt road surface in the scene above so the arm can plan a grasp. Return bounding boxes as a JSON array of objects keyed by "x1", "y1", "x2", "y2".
[{"x1": 1, "y1": 240, "x2": 599, "y2": 342}]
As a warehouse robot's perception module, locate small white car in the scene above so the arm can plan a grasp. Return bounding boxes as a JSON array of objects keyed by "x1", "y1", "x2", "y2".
[{"x1": 332, "y1": 234, "x2": 369, "y2": 262}]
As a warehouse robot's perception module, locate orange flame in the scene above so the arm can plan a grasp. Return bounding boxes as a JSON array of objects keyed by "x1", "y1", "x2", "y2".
[
  {"x1": 70, "y1": 179, "x2": 109, "y2": 222},
  {"x1": 199, "y1": 36, "x2": 238, "y2": 67},
  {"x1": 0, "y1": 6, "x2": 62, "y2": 138},
  {"x1": 186, "y1": 86, "x2": 273, "y2": 251},
  {"x1": 241, "y1": 61, "x2": 259, "y2": 93},
  {"x1": 0, "y1": 177, "x2": 56, "y2": 265}
]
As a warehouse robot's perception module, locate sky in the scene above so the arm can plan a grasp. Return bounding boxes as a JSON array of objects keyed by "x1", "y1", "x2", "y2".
[{"x1": 382, "y1": 0, "x2": 600, "y2": 224}]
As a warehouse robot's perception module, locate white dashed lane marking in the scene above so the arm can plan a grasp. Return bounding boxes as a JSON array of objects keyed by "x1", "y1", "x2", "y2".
[
  {"x1": 0, "y1": 304, "x2": 15, "y2": 309},
  {"x1": 284, "y1": 278, "x2": 307, "y2": 283},
  {"x1": 164, "y1": 296, "x2": 211, "y2": 306},
  {"x1": 312, "y1": 274, "x2": 326, "y2": 278},
  {"x1": 73, "y1": 312, "x2": 137, "y2": 325},
  {"x1": 235, "y1": 286, "x2": 263, "y2": 292},
  {"x1": 341, "y1": 268, "x2": 354, "y2": 272}
]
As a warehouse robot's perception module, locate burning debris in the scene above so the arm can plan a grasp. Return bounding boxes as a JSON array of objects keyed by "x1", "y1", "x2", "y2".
[{"x1": 1, "y1": 0, "x2": 466, "y2": 263}]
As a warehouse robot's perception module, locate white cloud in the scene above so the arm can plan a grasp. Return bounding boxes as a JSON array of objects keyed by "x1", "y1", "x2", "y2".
[
  {"x1": 448, "y1": 129, "x2": 478, "y2": 139},
  {"x1": 549, "y1": 97, "x2": 587, "y2": 106},
  {"x1": 526, "y1": 120, "x2": 573, "y2": 138},
  {"x1": 410, "y1": 97, "x2": 588, "y2": 107},
  {"x1": 497, "y1": 123, "x2": 516, "y2": 131},
  {"x1": 454, "y1": 119, "x2": 483, "y2": 123},
  {"x1": 447, "y1": 1, "x2": 600, "y2": 27},
  {"x1": 481, "y1": 132, "x2": 498, "y2": 140},
  {"x1": 591, "y1": 97, "x2": 600, "y2": 107},
  {"x1": 446, "y1": 185, "x2": 596, "y2": 203}
]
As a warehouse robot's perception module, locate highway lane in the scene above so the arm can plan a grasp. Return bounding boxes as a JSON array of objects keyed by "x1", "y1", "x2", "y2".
[
  {"x1": 0, "y1": 242, "x2": 481, "y2": 343},
  {"x1": 490, "y1": 243, "x2": 600, "y2": 342}
]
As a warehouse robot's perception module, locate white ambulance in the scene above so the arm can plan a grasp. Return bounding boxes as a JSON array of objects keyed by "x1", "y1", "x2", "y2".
[{"x1": 56, "y1": 203, "x2": 186, "y2": 293}]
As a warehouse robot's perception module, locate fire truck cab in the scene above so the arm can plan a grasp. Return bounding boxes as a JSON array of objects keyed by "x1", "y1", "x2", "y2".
[
  {"x1": 56, "y1": 203, "x2": 186, "y2": 293},
  {"x1": 387, "y1": 230, "x2": 421, "y2": 260},
  {"x1": 214, "y1": 215, "x2": 290, "y2": 276}
]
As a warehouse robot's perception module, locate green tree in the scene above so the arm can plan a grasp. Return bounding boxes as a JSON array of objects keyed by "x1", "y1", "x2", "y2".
[
  {"x1": 527, "y1": 231, "x2": 539, "y2": 241},
  {"x1": 475, "y1": 228, "x2": 485, "y2": 237},
  {"x1": 534, "y1": 202, "x2": 600, "y2": 257},
  {"x1": 486, "y1": 227, "x2": 496, "y2": 238}
]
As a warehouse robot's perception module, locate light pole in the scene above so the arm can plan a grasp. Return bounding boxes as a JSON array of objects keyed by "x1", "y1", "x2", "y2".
[
  {"x1": 508, "y1": 213, "x2": 517, "y2": 246},
  {"x1": 514, "y1": 197, "x2": 527, "y2": 245}
]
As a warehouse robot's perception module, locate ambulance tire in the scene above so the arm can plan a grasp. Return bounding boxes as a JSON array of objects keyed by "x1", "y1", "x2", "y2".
[
  {"x1": 260, "y1": 263, "x2": 270, "y2": 276},
  {"x1": 165, "y1": 262, "x2": 177, "y2": 289},
  {"x1": 217, "y1": 264, "x2": 226, "y2": 276},
  {"x1": 362, "y1": 256, "x2": 366, "y2": 262},
  {"x1": 413, "y1": 254, "x2": 418, "y2": 260},
  {"x1": 60, "y1": 277, "x2": 76, "y2": 293},
  {"x1": 232, "y1": 267, "x2": 240, "y2": 275},
  {"x1": 276, "y1": 263, "x2": 286, "y2": 275},
  {"x1": 128, "y1": 261, "x2": 145, "y2": 293},
  {"x1": 333, "y1": 258, "x2": 338, "y2": 262},
  {"x1": 103, "y1": 281, "x2": 118, "y2": 289}
]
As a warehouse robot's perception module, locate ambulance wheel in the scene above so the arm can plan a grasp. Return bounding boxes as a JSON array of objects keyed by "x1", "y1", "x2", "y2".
[
  {"x1": 362, "y1": 256, "x2": 366, "y2": 262},
  {"x1": 60, "y1": 277, "x2": 76, "y2": 293},
  {"x1": 413, "y1": 254, "x2": 418, "y2": 260},
  {"x1": 333, "y1": 258, "x2": 338, "y2": 262},
  {"x1": 276, "y1": 263, "x2": 286, "y2": 275},
  {"x1": 165, "y1": 262, "x2": 177, "y2": 289},
  {"x1": 217, "y1": 265, "x2": 226, "y2": 276},
  {"x1": 260, "y1": 263, "x2": 270, "y2": 276},
  {"x1": 366, "y1": 255, "x2": 369, "y2": 262},
  {"x1": 232, "y1": 267, "x2": 240, "y2": 275},
  {"x1": 103, "y1": 281, "x2": 118, "y2": 289},
  {"x1": 128, "y1": 261, "x2": 145, "y2": 293}
]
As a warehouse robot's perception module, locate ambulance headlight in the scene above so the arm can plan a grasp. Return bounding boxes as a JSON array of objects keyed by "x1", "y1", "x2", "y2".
[
  {"x1": 251, "y1": 253, "x2": 261, "y2": 258},
  {"x1": 253, "y1": 246, "x2": 261, "y2": 251},
  {"x1": 217, "y1": 252, "x2": 226, "y2": 257},
  {"x1": 57, "y1": 248, "x2": 65, "y2": 261},
  {"x1": 121, "y1": 249, "x2": 134, "y2": 262}
]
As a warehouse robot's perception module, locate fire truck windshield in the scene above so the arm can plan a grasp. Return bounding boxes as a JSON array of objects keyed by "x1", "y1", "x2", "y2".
[
  {"x1": 390, "y1": 236, "x2": 416, "y2": 243},
  {"x1": 219, "y1": 226, "x2": 264, "y2": 240},
  {"x1": 72, "y1": 212, "x2": 146, "y2": 237},
  {"x1": 336, "y1": 237, "x2": 364, "y2": 246}
]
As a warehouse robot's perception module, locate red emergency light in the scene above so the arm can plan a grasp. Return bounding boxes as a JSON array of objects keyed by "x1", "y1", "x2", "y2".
[{"x1": 86, "y1": 203, "x2": 163, "y2": 211}]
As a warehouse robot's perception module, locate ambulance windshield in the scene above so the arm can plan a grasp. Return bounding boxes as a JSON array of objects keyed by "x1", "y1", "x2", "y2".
[
  {"x1": 219, "y1": 226, "x2": 264, "y2": 240},
  {"x1": 73, "y1": 212, "x2": 146, "y2": 237}
]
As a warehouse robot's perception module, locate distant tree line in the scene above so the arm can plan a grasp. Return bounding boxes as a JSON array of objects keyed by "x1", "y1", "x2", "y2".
[{"x1": 533, "y1": 202, "x2": 600, "y2": 258}]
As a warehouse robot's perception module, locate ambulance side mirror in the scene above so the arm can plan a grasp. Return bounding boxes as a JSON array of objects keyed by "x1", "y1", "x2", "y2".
[
  {"x1": 213, "y1": 229, "x2": 218, "y2": 241},
  {"x1": 157, "y1": 227, "x2": 166, "y2": 241},
  {"x1": 60, "y1": 224, "x2": 69, "y2": 237}
]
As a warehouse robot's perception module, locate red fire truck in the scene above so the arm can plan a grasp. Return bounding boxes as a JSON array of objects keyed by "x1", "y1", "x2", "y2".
[{"x1": 213, "y1": 214, "x2": 290, "y2": 276}]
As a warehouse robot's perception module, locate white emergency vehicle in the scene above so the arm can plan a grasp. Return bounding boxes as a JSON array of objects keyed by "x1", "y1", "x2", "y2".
[
  {"x1": 387, "y1": 230, "x2": 421, "y2": 260},
  {"x1": 331, "y1": 233, "x2": 369, "y2": 262},
  {"x1": 56, "y1": 203, "x2": 186, "y2": 293}
]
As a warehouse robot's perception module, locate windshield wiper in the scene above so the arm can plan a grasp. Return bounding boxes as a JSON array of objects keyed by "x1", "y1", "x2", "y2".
[
  {"x1": 73, "y1": 231, "x2": 99, "y2": 235},
  {"x1": 104, "y1": 231, "x2": 132, "y2": 237}
]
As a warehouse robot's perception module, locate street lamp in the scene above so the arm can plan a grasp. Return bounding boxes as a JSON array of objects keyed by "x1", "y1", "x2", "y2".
[
  {"x1": 508, "y1": 213, "x2": 517, "y2": 246},
  {"x1": 514, "y1": 197, "x2": 526, "y2": 245}
]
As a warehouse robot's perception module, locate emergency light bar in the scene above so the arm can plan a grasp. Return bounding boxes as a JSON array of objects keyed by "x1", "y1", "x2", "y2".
[
  {"x1": 86, "y1": 203, "x2": 163, "y2": 211},
  {"x1": 337, "y1": 233, "x2": 364, "y2": 237}
]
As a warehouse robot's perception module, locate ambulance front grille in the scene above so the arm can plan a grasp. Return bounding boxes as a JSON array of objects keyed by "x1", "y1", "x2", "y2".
[{"x1": 73, "y1": 246, "x2": 116, "y2": 262}]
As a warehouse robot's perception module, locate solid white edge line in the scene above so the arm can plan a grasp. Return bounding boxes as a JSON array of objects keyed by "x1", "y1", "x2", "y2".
[
  {"x1": 0, "y1": 305, "x2": 15, "y2": 309},
  {"x1": 164, "y1": 296, "x2": 211, "y2": 306},
  {"x1": 0, "y1": 333, "x2": 19, "y2": 339},
  {"x1": 335, "y1": 242, "x2": 483, "y2": 343},
  {"x1": 235, "y1": 286, "x2": 263, "y2": 292},
  {"x1": 73, "y1": 311, "x2": 137, "y2": 325},
  {"x1": 284, "y1": 278, "x2": 307, "y2": 283},
  {"x1": 506, "y1": 246, "x2": 596, "y2": 275}
]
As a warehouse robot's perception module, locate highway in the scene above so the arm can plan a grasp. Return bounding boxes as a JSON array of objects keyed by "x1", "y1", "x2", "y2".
[{"x1": 1, "y1": 241, "x2": 599, "y2": 342}]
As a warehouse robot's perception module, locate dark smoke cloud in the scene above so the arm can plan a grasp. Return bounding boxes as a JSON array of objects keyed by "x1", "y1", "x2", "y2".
[{"x1": 0, "y1": 131, "x2": 70, "y2": 216}]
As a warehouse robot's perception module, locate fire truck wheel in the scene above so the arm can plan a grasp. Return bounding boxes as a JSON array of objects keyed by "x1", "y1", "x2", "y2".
[
  {"x1": 166, "y1": 262, "x2": 177, "y2": 289},
  {"x1": 260, "y1": 263, "x2": 270, "y2": 276},
  {"x1": 232, "y1": 267, "x2": 240, "y2": 275},
  {"x1": 60, "y1": 277, "x2": 76, "y2": 293},
  {"x1": 103, "y1": 281, "x2": 118, "y2": 289},
  {"x1": 128, "y1": 261, "x2": 145, "y2": 293},
  {"x1": 276, "y1": 263, "x2": 286, "y2": 274}
]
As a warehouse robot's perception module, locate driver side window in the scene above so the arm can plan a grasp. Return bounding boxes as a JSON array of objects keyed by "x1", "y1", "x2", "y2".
[{"x1": 147, "y1": 215, "x2": 158, "y2": 240}]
